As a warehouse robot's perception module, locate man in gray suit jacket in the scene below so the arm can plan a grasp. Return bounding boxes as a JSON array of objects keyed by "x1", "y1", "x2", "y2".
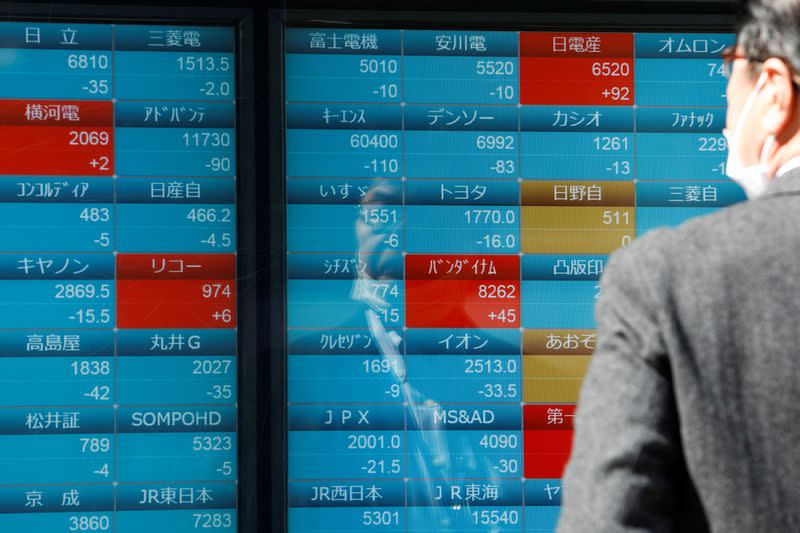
[{"x1": 557, "y1": 1, "x2": 800, "y2": 531}]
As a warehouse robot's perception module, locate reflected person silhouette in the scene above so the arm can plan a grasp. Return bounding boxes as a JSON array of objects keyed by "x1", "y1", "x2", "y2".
[{"x1": 351, "y1": 178, "x2": 504, "y2": 532}]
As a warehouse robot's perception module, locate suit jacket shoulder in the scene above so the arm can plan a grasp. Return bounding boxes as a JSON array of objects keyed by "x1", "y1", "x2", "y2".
[{"x1": 559, "y1": 179, "x2": 800, "y2": 532}]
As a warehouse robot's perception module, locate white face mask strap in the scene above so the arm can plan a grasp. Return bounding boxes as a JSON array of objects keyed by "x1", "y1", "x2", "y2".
[
  {"x1": 760, "y1": 134, "x2": 777, "y2": 168},
  {"x1": 734, "y1": 73, "x2": 769, "y2": 138}
]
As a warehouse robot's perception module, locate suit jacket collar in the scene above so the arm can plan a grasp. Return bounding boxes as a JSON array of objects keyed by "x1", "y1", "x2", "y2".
[{"x1": 763, "y1": 167, "x2": 800, "y2": 198}]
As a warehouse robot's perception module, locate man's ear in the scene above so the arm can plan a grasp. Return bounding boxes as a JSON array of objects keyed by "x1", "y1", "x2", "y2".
[{"x1": 761, "y1": 57, "x2": 796, "y2": 135}]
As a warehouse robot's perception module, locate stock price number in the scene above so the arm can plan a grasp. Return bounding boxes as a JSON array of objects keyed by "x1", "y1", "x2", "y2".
[
  {"x1": 361, "y1": 458, "x2": 401, "y2": 475},
  {"x1": 486, "y1": 308, "x2": 517, "y2": 324},
  {"x1": 193, "y1": 513, "x2": 233, "y2": 529},
  {"x1": 479, "y1": 383, "x2": 518, "y2": 399},
  {"x1": 362, "y1": 511, "x2": 399, "y2": 527},
  {"x1": 68, "y1": 515, "x2": 110, "y2": 531}
]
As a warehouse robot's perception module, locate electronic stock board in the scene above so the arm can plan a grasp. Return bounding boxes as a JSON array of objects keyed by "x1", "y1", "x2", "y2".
[
  {"x1": 0, "y1": 4, "x2": 258, "y2": 532},
  {"x1": 0, "y1": 4, "x2": 742, "y2": 533},
  {"x1": 283, "y1": 20, "x2": 740, "y2": 533}
]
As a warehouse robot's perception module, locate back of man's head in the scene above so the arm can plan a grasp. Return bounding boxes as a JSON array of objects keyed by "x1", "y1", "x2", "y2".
[{"x1": 738, "y1": 0, "x2": 800, "y2": 75}]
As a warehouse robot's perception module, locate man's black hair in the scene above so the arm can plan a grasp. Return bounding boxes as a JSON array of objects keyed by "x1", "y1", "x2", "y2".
[{"x1": 738, "y1": 0, "x2": 800, "y2": 75}]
